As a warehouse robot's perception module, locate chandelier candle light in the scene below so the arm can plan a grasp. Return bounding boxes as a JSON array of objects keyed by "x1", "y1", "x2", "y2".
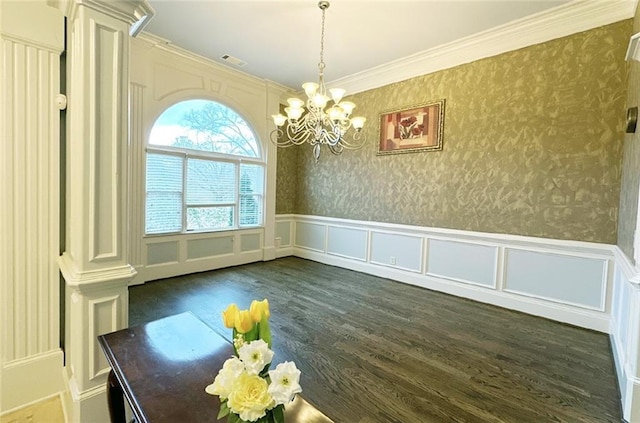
[{"x1": 270, "y1": 1, "x2": 367, "y2": 162}]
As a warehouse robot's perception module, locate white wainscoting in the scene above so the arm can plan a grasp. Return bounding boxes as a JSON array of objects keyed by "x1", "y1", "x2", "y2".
[
  {"x1": 139, "y1": 229, "x2": 265, "y2": 283},
  {"x1": 610, "y1": 247, "x2": 640, "y2": 422},
  {"x1": 275, "y1": 214, "x2": 614, "y2": 332}
]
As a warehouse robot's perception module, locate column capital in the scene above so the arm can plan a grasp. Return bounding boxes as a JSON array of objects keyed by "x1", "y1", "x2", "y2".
[{"x1": 49, "y1": 0, "x2": 154, "y2": 36}]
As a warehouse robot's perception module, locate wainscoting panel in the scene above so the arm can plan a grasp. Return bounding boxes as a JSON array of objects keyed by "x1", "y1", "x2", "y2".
[
  {"x1": 187, "y1": 236, "x2": 234, "y2": 260},
  {"x1": 504, "y1": 248, "x2": 606, "y2": 310},
  {"x1": 295, "y1": 222, "x2": 326, "y2": 252},
  {"x1": 370, "y1": 231, "x2": 423, "y2": 272},
  {"x1": 141, "y1": 229, "x2": 266, "y2": 283},
  {"x1": 277, "y1": 215, "x2": 614, "y2": 332},
  {"x1": 241, "y1": 233, "x2": 262, "y2": 252},
  {"x1": 610, "y1": 247, "x2": 640, "y2": 422},
  {"x1": 275, "y1": 221, "x2": 292, "y2": 247},
  {"x1": 327, "y1": 226, "x2": 368, "y2": 261},
  {"x1": 426, "y1": 239, "x2": 498, "y2": 288},
  {"x1": 147, "y1": 241, "x2": 179, "y2": 265}
]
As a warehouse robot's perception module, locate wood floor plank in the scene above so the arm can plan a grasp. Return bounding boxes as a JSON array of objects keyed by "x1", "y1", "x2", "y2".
[{"x1": 129, "y1": 257, "x2": 622, "y2": 423}]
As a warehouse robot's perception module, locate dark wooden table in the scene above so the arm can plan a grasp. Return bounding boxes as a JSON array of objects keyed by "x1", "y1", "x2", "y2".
[{"x1": 98, "y1": 312, "x2": 332, "y2": 423}]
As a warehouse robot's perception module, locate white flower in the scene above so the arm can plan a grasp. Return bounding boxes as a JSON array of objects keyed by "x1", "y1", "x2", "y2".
[
  {"x1": 205, "y1": 356, "x2": 245, "y2": 399},
  {"x1": 238, "y1": 339, "x2": 274, "y2": 375},
  {"x1": 267, "y1": 361, "x2": 302, "y2": 405}
]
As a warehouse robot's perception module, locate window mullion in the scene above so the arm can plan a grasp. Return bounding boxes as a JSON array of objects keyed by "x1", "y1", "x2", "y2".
[
  {"x1": 235, "y1": 162, "x2": 240, "y2": 228},
  {"x1": 182, "y1": 156, "x2": 188, "y2": 232}
]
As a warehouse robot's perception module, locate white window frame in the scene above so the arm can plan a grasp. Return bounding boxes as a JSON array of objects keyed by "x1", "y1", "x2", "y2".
[{"x1": 145, "y1": 143, "x2": 265, "y2": 236}]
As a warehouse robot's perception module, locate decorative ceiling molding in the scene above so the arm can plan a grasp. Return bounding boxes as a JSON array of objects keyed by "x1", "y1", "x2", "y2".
[
  {"x1": 137, "y1": 32, "x2": 291, "y2": 95},
  {"x1": 329, "y1": 0, "x2": 636, "y2": 95}
]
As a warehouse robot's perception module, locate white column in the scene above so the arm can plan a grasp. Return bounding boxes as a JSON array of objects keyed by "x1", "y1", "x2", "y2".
[{"x1": 57, "y1": 1, "x2": 153, "y2": 421}]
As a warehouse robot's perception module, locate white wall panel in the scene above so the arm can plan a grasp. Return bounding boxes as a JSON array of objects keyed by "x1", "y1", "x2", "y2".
[
  {"x1": 153, "y1": 63, "x2": 204, "y2": 100},
  {"x1": 295, "y1": 222, "x2": 326, "y2": 252},
  {"x1": 1, "y1": 0, "x2": 64, "y2": 412},
  {"x1": 147, "y1": 241, "x2": 179, "y2": 265},
  {"x1": 327, "y1": 226, "x2": 367, "y2": 261},
  {"x1": 1, "y1": 32, "x2": 61, "y2": 360},
  {"x1": 609, "y1": 248, "x2": 640, "y2": 422},
  {"x1": 427, "y1": 239, "x2": 498, "y2": 288},
  {"x1": 241, "y1": 233, "x2": 261, "y2": 252},
  {"x1": 504, "y1": 249, "x2": 606, "y2": 309},
  {"x1": 370, "y1": 231, "x2": 422, "y2": 272},
  {"x1": 187, "y1": 236, "x2": 234, "y2": 260},
  {"x1": 276, "y1": 221, "x2": 291, "y2": 247}
]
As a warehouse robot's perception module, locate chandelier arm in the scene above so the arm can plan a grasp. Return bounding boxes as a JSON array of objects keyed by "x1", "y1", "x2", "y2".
[
  {"x1": 286, "y1": 120, "x2": 315, "y2": 145},
  {"x1": 270, "y1": 128, "x2": 295, "y2": 147},
  {"x1": 337, "y1": 131, "x2": 367, "y2": 150},
  {"x1": 328, "y1": 142, "x2": 344, "y2": 155},
  {"x1": 322, "y1": 122, "x2": 342, "y2": 146}
]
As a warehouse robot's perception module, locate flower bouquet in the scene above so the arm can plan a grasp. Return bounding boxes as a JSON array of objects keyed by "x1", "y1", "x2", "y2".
[{"x1": 206, "y1": 299, "x2": 302, "y2": 423}]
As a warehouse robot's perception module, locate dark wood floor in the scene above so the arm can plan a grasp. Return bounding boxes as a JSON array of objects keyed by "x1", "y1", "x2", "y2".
[{"x1": 129, "y1": 257, "x2": 621, "y2": 423}]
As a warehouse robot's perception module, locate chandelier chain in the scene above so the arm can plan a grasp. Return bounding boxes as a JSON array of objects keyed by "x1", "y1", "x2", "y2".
[{"x1": 318, "y1": 4, "x2": 326, "y2": 75}]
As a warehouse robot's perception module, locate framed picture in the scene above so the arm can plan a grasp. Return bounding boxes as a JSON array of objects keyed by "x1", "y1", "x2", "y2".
[{"x1": 377, "y1": 99, "x2": 445, "y2": 155}]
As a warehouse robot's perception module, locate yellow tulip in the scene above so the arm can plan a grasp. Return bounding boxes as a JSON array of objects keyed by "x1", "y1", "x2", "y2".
[
  {"x1": 235, "y1": 309, "x2": 255, "y2": 333},
  {"x1": 222, "y1": 303, "x2": 240, "y2": 329},
  {"x1": 249, "y1": 299, "x2": 270, "y2": 322}
]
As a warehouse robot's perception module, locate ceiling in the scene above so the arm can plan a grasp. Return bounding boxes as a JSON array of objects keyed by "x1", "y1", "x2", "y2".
[{"x1": 144, "y1": 0, "x2": 573, "y2": 91}]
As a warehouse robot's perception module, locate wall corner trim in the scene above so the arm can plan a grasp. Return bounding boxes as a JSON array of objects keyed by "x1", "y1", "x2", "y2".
[{"x1": 612, "y1": 246, "x2": 640, "y2": 285}]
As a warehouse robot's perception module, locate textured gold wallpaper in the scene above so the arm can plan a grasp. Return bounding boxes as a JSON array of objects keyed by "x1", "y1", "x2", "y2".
[
  {"x1": 276, "y1": 21, "x2": 631, "y2": 243},
  {"x1": 618, "y1": 10, "x2": 640, "y2": 262},
  {"x1": 275, "y1": 143, "x2": 299, "y2": 214}
]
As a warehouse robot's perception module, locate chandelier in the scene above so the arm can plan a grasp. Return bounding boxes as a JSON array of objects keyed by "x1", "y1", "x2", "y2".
[{"x1": 270, "y1": 1, "x2": 366, "y2": 162}]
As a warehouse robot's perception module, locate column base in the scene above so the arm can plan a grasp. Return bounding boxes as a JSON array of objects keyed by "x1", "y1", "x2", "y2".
[{"x1": 63, "y1": 371, "x2": 110, "y2": 423}]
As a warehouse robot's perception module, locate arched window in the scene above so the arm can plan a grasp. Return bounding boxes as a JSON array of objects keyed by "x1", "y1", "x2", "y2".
[{"x1": 145, "y1": 99, "x2": 264, "y2": 234}]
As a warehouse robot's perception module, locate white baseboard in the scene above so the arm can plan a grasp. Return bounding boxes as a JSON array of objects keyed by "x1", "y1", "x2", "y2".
[{"x1": 1, "y1": 350, "x2": 65, "y2": 412}]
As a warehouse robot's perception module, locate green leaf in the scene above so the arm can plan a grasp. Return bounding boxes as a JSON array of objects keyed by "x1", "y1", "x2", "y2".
[
  {"x1": 272, "y1": 405, "x2": 285, "y2": 423},
  {"x1": 244, "y1": 323, "x2": 259, "y2": 343},
  {"x1": 217, "y1": 400, "x2": 230, "y2": 420},
  {"x1": 259, "y1": 317, "x2": 272, "y2": 347},
  {"x1": 227, "y1": 412, "x2": 242, "y2": 423},
  {"x1": 232, "y1": 328, "x2": 239, "y2": 356}
]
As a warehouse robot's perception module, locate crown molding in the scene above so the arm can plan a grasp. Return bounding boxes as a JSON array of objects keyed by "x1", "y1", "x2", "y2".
[
  {"x1": 329, "y1": 0, "x2": 636, "y2": 95},
  {"x1": 137, "y1": 32, "x2": 291, "y2": 95}
]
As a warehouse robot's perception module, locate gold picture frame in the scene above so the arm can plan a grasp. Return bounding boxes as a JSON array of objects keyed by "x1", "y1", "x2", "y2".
[{"x1": 377, "y1": 99, "x2": 445, "y2": 155}]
